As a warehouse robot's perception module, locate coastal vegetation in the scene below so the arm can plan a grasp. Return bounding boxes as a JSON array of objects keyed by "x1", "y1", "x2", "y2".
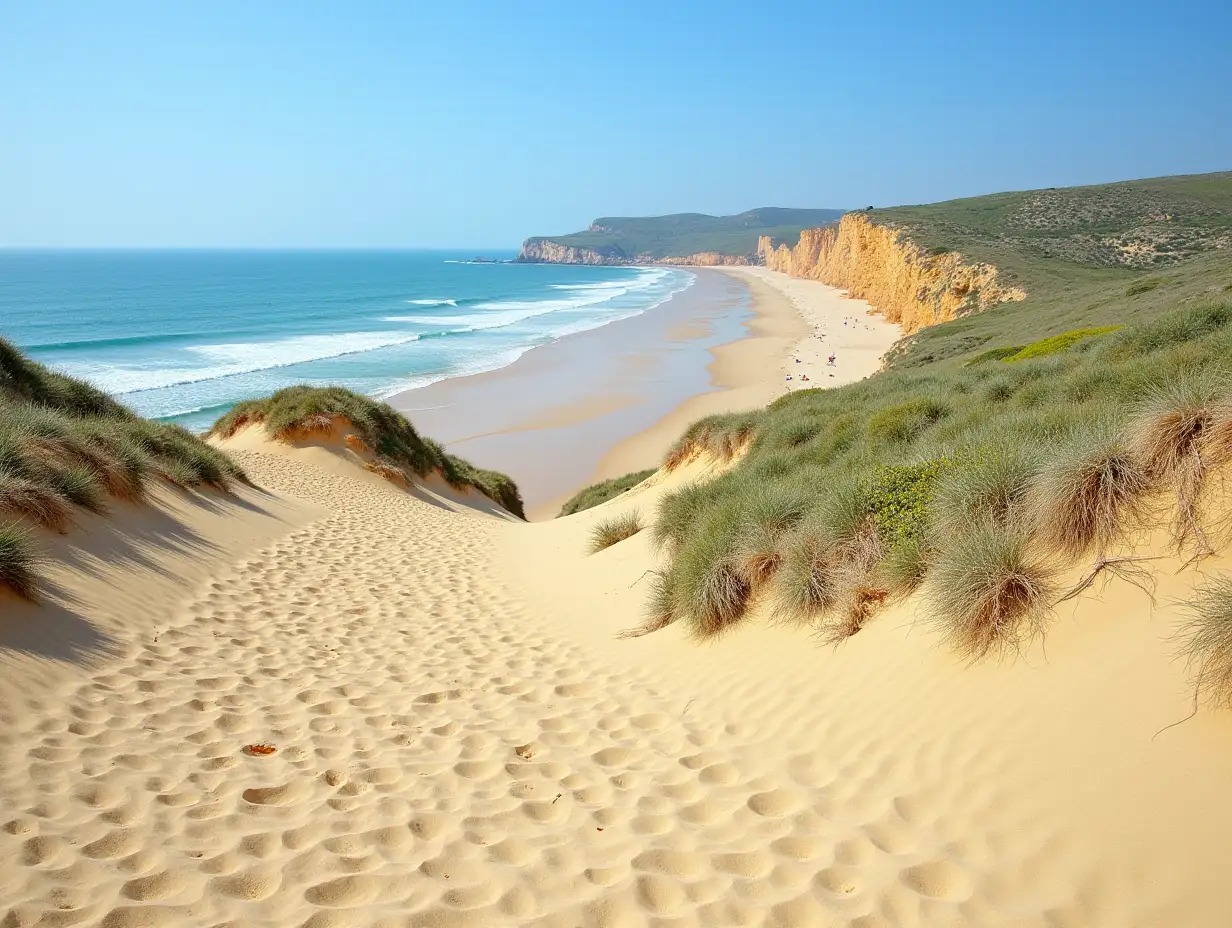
[
  {"x1": 589, "y1": 510, "x2": 643, "y2": 553},
  {"x1": 208, "y1": 386, "x2": 525, "y2": 519},
  {"x1": 566, "y1": 173, "x2": 1232, "y2": 669},
  {"x1": 520, "y1": 207, "x2": 845, "y2": 264},
  {"x1": 558, "y1": 469, "x2": 655, "y2": 516},
  {"x1": 0, "y1": 337, "x2": 249, "y2": 599},
  {"x1": 637, "y1": 298, "x2": 1232, "y2": 651}
]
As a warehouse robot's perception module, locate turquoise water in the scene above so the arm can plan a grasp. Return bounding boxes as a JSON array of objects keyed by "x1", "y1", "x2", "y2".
[{"x1": 0, "y1": 250, "x2": 694, "y2": 431}]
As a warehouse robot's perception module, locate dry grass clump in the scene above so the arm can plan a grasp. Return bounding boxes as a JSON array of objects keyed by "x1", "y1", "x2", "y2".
[
  {"x1": 364, "y1": 459, "x2": 409, "y2": 486},
  {"x1": 0, "y1": 523, "x2": 40, "y2": 600},
  {"x1": 730, "y1": 486, "x2": 809, "y2": 586},
  {"x1": 209, "y1": 385, "x2": 524, "y2": 518},
  {"x1": 589, "y1": 510, "x2": 643, "y2": 553},
  {"x1": 1028, "y1": 425, "x2": 1152, "y2": 558},
  {"x1": 1128, "y1": 373, "x2": 1226, "y2": 553},
  {"x1": 923, "y1": 521, "x2": 1058, "y2": 661},
  {"x1": 1176, "y1": 574, "x2": 1232, "y2": 709},
  {"x1": 772, "y1": 482, "x2": 885, "y2": 642}
]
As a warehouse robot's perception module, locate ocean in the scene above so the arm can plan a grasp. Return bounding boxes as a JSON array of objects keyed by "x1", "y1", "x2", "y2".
[{"x1": 0, "y1": 250, "x2": 695, "y2": 432}]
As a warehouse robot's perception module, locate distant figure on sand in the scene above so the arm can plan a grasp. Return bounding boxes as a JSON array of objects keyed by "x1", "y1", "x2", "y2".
[{"x1": 828, "y1": 354, "x2": 836, "y2": 366}]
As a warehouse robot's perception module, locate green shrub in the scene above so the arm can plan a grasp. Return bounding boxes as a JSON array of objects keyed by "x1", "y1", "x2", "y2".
[
  {"x1": 1004, "y1": 326, "x2": 1122, "y2": 362},
  {"x1": 862, "y1": 458, "x2": 953, "y2": 550},
  {"x1": 559, "y1": 469, "x2": 654, "y2": 516},
  {"x1": 866, "y1": 398, "x2": 950, "y2": 447},
  {"x1": 964, "y1": 345, "x2": 1024, "y2": 366}
]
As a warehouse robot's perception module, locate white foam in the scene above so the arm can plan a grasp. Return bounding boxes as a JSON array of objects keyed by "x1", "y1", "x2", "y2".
[
  {"x1": 407, "y1": 298, "x2": 457, "y2": 306},
  {"x1": 59, "y1": 330, "x2": 423, "y2": 396}
]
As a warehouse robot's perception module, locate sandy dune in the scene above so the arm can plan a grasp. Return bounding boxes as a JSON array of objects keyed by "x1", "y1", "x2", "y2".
[{"x1": 3, "y1": 274, "x2": 1232, "y2": 926}]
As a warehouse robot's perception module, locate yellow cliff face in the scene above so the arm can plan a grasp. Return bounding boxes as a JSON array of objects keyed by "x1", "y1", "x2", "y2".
[
  {"x1": 658, "y1": 252, "x2": 752, "y2": 267},
  {"x1": 758, "y1": 214, "x2": 1025, "y2": 334}
]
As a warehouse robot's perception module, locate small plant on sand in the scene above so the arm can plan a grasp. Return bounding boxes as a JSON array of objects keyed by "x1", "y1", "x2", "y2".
[
  {"x1": 923, "y1": 521, "x2": 1058, "y2": 661},
  {"x1": 590, "y1": 510, "x2": 643, "y2": 553},
  {"x1": 0, "y1": 523, "x2": 40, "y2": 600},
  {"x1": 1176, "y1": 574, "x2": 1232, "y2": 709}
]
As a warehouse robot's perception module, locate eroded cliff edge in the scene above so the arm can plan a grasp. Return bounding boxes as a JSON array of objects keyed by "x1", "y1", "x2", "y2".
[{"x1": 758, "y1": 214, "x2": 1025, "y2": 335}]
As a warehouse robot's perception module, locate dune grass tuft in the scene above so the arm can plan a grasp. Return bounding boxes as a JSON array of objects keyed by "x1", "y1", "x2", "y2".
[
  {"x1": 1129, "y1": 373, "x2": 1226, "y2": 553},
  {"x1": 932, "y1": 446, "x2": 1038, "y2": 538},
  {"x1": 589, "y1": 510, "x2": 643, "y2": 553},
  {"x1": 924, "y1": 521, "x2": 1058, "y2": 661},
  {"x1": 0, "y1": 522, "x2": 40, "y2": 600},
  {"x1": 1028, "y1": 425, "x2": 1151, "y2": 558},
  {"x1": 1176, "y1": 574, "x2": 1232, "y2": 709}
]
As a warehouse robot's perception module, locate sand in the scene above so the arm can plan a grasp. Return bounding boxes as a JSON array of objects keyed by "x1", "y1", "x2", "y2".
[
  {"x1": 589, "y1": 268, "x2": 900, "y2": 493},
  {"x1": 3, "y1": 271, "x2": 1232, "y2": 927}
]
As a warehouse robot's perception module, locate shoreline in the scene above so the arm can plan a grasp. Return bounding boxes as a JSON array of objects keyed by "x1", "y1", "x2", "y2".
[
  {"x1": 389, "y1": 266, "x2": 900, "y2": 519},
  {"x1": 584, "y1": 268, "x2": 901, "y2": 491},
  {"x1": 389, "y1": 269, "x2": 755, "y2": 518}
]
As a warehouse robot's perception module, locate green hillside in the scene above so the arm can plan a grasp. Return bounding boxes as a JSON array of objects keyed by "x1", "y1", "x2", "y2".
[
  {"x1": 870, "y1": 172, "x2": 1232, "y2": 366},
  {"x1": 565, "y1": 171, "x2": 1232, "y2": 674},
  {"x1": 523, "y1": 207, "x2": 845, "y2": 260}
]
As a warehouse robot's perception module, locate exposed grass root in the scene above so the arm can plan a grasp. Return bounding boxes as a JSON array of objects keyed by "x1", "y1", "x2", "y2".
[{"x1": 1056, "y1": 555, "x2": 1161, "y2": 605}]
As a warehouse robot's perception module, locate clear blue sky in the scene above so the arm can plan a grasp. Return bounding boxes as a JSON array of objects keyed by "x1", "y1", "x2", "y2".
[{"x1": 2, "y1": 1, "x2": 1228, "y2": 248}]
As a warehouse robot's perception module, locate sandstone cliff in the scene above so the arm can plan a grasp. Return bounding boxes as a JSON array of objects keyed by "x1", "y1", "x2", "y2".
[
  {"x1": 758, "y1": 214, "x2": 1025, "y2": 334},
  {"x1": 518, "y1": 240, "x2": 630, "y2": 265},
  {"x1": 518, "y1": 240, "x2": 752, "y2": 267}
]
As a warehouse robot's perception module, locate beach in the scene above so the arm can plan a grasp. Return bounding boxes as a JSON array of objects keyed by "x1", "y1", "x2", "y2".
[
  {"x1": 4, "y1": 269, "x2": 1232, "y2": 927},
  {"x1": 391, "y1": 268, "x2": 900, "y2": 517}
]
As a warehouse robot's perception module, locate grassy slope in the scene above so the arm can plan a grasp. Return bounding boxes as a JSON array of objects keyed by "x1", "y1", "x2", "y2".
[
  {"x1": 564, "y1": 172, "x2": 1232, "y2": 670},
  {"x1": 873, "y1": 172, "x2": 1232, "y2": 367},
  {"x1": 208, "y1": 385, "x2": 525, "y2": 519},
  {"x1": 526, "y1": 207, "x2": 846, "y2": 259},
  {"x1": 0, "y1": 338, "x2": 248, "y2": 598}
]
